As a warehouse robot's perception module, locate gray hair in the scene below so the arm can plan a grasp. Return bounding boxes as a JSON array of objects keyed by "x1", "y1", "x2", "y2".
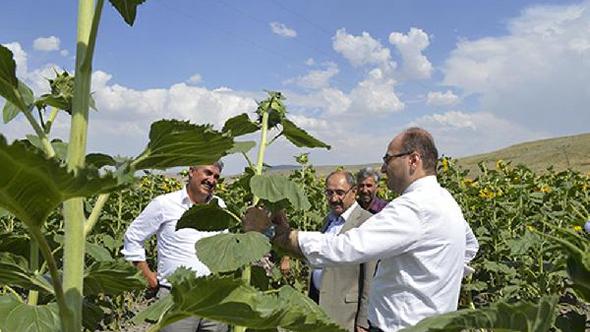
[
  {"x1": 190, "y1": 160, "x2": 224, "y2": 173},
  {"x1": 356, "y1": 167, "x2": 380, "y2": 183},
  {"x1": 325, "y1": 170, "x2": 356, "y2": 187}
]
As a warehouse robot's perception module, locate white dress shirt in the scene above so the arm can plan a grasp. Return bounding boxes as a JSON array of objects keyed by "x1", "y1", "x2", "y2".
[
  {"x1": 298, "y1": 176, "x2": 479, "y2": 331},
  {"x1": 121, "y1": 188, "x2": 225, "y2": 287},
  {"x1": 311, "y1": 201, "x2": 359, "y2": 290}
]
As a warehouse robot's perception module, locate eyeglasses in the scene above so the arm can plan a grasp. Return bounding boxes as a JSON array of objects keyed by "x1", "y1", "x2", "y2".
[
  {"x1": 382, "y1": 151, "x2": 412, "y2": 165},
  {"x1": 325, "y1": 186, "x2": 354, "y2": 198}
]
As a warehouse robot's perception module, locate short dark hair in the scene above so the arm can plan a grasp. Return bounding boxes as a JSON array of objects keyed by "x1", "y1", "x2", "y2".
[
  {"x1": 400, "y1": 127, "x2": 438, "y2": 175},
  {"x1": 325, "y1": 170, "x2": 356, "y2": 187}
]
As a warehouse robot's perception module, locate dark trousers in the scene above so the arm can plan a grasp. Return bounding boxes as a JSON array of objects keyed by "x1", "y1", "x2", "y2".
[{"x1": 368, "y1": 321, "x2": 384, "y2": 332}]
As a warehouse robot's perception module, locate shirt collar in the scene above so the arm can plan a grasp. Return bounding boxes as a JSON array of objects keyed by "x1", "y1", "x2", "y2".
[
  {"x1": 402, "y1": 175, "x2": 438, "y2": 195},
  {"x1": 181, "y1": 186, "x2": 213, "y2": 207},
  {"x1": 180, "y1": 187, "x2": 192, "y2": 207}
]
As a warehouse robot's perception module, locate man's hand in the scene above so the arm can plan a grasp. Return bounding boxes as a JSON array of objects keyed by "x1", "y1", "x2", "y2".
[
  {"x1": 356, "y1": 325, "x2": 369, "y2": 332},
  {"x1": 243, "y1": 207, "x2": 272, "y2": 233},
  {"x1": 145, "y1": 270, "x2": 158, "y2": 289},
  {"x1": 279, "y1": 256, "x2": 291, "y2": 275},
  {"x1": 134, "y1": 261, "x2": 158, "y2": 289}
]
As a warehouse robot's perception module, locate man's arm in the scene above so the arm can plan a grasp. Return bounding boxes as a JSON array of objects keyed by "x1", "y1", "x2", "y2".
[
  {"x1": 121, "y1": 199, "x2": 163, "y2": 289},
  {"x1": 244, "y1": 203, "x2": 422, "y2": 267},
  {"x1": 463, "y1": 220, "x2": 479, "y2": 278}
]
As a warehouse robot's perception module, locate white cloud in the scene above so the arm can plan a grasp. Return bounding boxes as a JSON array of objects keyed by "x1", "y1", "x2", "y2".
[
  {"x1": 270, "y1": 22, "x2": 297, "y2": 38},
  {"x1": 332, "y1": 28, "x2": 395, "y2": 70},
  {"x1": 91, "y1": 70, "x2": 257, "y2": 128},
  {"x1": 60, "y1": 49, "x2": 69, "y2": 57},
  {"x1": 442, "y1": 2, "x2": 590, "y2": 134},
  {"x1": 288, "y1": 88, "x2": 351, "y2": 115},
  {"x1": 331, "y1": 29, "x2": 403, "y2": 114},
  {"x1": 305, "y1": 58, "x2": 315, "y2": 66},
  {"x1": 412, "y1": 111, "x2": 476, "y2": 130},
  {"x1": 289, "y1": 114, "x2": 329, "y2": 131},
  {"x1": 389, "y1": 28, "x2": 433, "y2": 80},
  {"x1": 409, "y1": 111, "x2": 546, "y2": 157},
  {"x1": 33, "y1": 36, "x2": 60, "y2": 52},
  {"x1": 187, "y1": 73, "x2": 202, "y2": 84},
  {"x1": 426, "y1": 90, "x2": 459, "y2": 106},
  {"x1": 284, "y1": 62, "x2": 339, "y2": 89},
  {"x1": 349, "y1": 68, "x2": 404, "y2": 113}
]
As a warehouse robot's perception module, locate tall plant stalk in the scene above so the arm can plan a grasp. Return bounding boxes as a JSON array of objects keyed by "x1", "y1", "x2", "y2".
[
  {"x1": 234, "y1": 97, "x2": 272, "y2": 332},
  {"x1": 62, "y1": 0, "x2": 104, "y2": 330}
]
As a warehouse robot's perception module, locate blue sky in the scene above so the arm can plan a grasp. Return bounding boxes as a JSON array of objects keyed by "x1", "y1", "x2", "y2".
[{"x1": 1, "y1": 0, "x2": 589, "y2": 174}]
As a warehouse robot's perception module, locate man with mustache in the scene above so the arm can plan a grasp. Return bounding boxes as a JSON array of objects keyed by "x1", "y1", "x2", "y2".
[
  {"x1": 356, "y1": 168, "x2": 388, "y2": 214},
  {"x1": 122, "y1": 162, "x2": 227, "y2": 332},
  {"x1": 308, "y1": 171, "x2": 376, "y2": 332}
]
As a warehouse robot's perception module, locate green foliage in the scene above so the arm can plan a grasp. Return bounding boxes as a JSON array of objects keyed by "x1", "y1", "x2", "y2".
[
  {"x1": 177, "y1": 198, "x2": 241, "y2": 231},
  {"x1": 281, "y1": 119, "x2": 331, "y2": 150},
  {"x1": 222, "y1": 113, "x2": 260, "y2": 137},
  {"x1": 108, "y1": 0, "x2": 147, "y2": 26},
  {"x1": 0, "y1": 45, "x2": 27, "y2": 113},
  {"x1": 399, "y1": 295, "x2": 558, "y2": 332},
  {"x1": 85, "y1": 153, "x2": 117, "y2": 169},
  {"x1": 437, "y1": 158, "x2": 590, "y2": 329},
  {"x1": 228, "y1": 141, "x2": 257, "y2": 155},
  {"x1": 132, "y1": 120, "x2": 234, "y2": 170},
  {"x1": 83, "y1": 260, "x2": 146, "y2": 296},
  {"x1": 0, "y1": 252, "x2": 54, "y2": 293},
  {"x1": 250, "y1": 174, "x2": 311, "y2": 211},
  {"x1": 132, "y1": 294, "x2": 174, "y2": 324},
  {"x1": 0, "y1": 295, "x2": 60, "y2": 332},
  {"x1": 195, "y1": 232, "x2": 271, "y2": 273},
  {"x1": 145, "y1": 269, "x2": 346, "y2": 332},
  {"x1": 255, "y1": 91, "x2": 286, "y2": 129},
  {"x1": 3, "y1": 80, "x2": 33, "y2": 123},
  {"x1": 0, "y1": 135, "x2": 119, "y2": 229}
]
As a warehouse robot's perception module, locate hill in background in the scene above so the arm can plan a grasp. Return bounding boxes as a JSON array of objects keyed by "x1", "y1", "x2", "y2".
[
  {"x1": 267, "y1": 132, "x2": 590, "y2": 177},
  {"x1": 456, "y1": 132, "x2": 590, "y2": 176}
]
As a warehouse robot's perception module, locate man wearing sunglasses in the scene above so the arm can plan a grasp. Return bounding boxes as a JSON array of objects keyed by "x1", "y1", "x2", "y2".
[
  {"x1": 306, "y1": 171, "x2": 376, "y2": 332},
  {"x1": 244, "y1": 127, "x2": 479, "y2": 332}
]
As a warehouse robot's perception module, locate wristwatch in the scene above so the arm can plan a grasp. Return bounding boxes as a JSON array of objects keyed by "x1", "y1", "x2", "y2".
[{"x1": 262, "y1": 224, "x2": 276, "y2": 240}]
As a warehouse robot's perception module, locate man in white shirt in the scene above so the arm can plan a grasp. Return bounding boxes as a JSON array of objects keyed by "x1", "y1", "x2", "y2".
[
  {"x1": 308, "y1": 171, "x2": 376, "y2": 332},
  {"x1": 122, "y1": 162, "x2": 227, "y2": 332},
  {"x1": 244, "y1": 128, "x2": 479, "y2": 332}
]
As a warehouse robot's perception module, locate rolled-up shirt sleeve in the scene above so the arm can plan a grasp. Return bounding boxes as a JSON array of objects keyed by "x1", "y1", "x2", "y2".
[
  {"x1": 298, "y1": 200, "x2": 422, "y2": 267},
  {"x1": 121, "y1": 198, "x2": 163, "y2": 262},
  {"x1": 463, "y1": 221, "x2": 479, "y2": 277}
]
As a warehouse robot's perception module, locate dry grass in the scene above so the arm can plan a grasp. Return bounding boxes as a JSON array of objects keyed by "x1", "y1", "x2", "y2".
[{"x1": 266, "y1": 132, "x2": 590, "y2": 177}]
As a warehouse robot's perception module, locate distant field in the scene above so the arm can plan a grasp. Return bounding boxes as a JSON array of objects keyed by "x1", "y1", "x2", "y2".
[
  {"x1": 456, "y1": 132, "x2": 590, "y2": 176},
  {"x1": 266, "y1": 132, "x2": 590, "y2": 177}
]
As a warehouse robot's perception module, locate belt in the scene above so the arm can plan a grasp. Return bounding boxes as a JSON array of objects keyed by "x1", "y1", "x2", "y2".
[{"x1": 158, "y1": 283, "x2": 171, "y2": 290}]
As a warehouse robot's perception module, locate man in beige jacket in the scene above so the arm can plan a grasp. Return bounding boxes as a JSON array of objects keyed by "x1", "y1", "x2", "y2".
[{"x1": 308, "y1": 171, "x2": 376, "y2": 332}]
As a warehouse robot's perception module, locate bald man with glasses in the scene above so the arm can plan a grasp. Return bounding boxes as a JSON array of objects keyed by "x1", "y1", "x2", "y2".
[
  {"x1": 306, "y1": 170, "x2": 377, "y2": 332},
  {"x1": 245, "y1": 128, "x2": 479, "y2": 332}
]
